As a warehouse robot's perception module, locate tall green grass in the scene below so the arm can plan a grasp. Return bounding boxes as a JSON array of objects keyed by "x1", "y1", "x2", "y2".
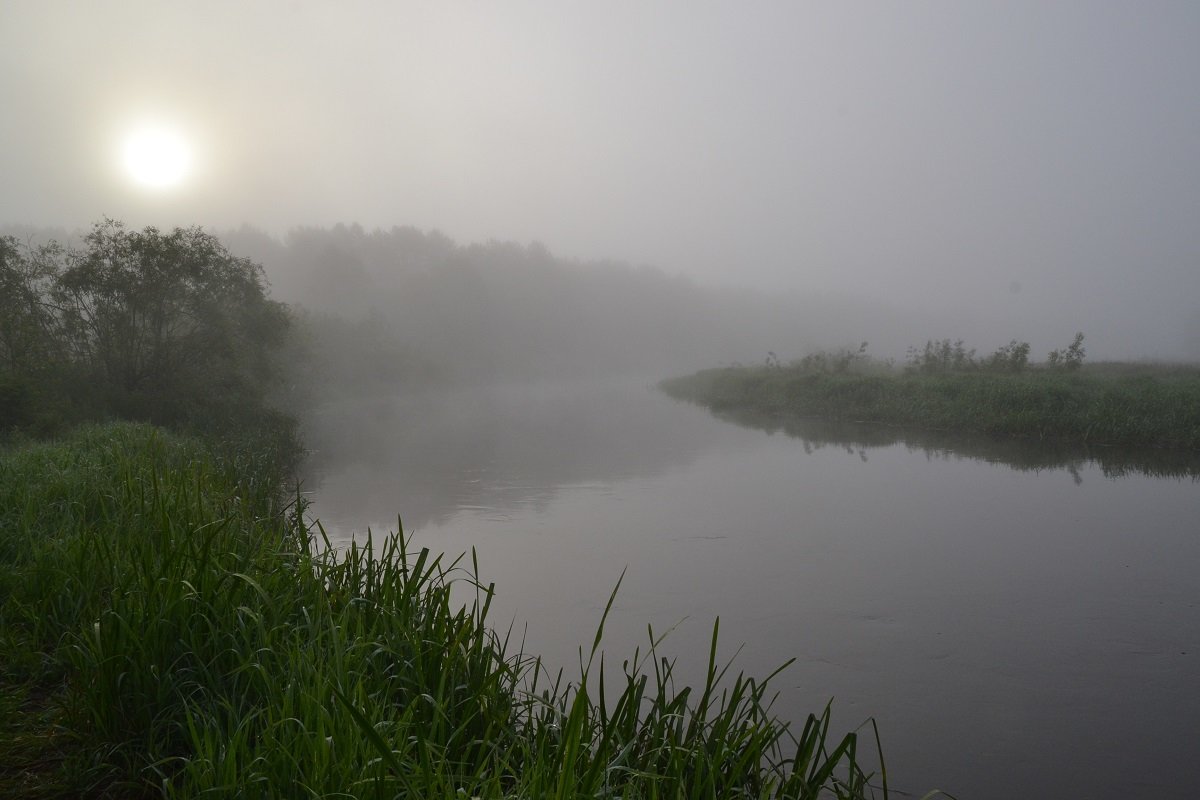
[
  {"x1": 662, "y1": 364, "x2": 1200, "y2": 450},
  {"x1": 1, "y1": 424, "x2": 889, "y2": 798}
]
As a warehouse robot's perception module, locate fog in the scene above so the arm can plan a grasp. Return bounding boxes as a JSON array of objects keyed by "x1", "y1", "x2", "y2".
[
  {"x1": 3, "y1": 1, "x2": 1199, "y2": 361},
  {"x1": 6, "y1": 7, "x2": 1200, "y2": 797},
  {"x1": 222, "y1": 222, "x2": 992, "y2": 384}
]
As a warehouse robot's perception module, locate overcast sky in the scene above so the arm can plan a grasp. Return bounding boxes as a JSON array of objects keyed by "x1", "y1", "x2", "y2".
[{"x1": 3, "y1": 1, "x2": 1198, "y2": 357}]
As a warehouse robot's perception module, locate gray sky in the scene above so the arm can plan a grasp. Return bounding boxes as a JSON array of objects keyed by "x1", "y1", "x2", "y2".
[{"x1": 3, "y1": 1, "x2": 1198, "y2": 358}]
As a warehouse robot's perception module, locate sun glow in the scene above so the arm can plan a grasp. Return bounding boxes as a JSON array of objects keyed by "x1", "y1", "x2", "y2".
[{"x1": 122, "y1": 124, "x2": 192, "y2": 188}]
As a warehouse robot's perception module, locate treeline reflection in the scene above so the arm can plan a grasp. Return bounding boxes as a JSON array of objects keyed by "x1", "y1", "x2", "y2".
[{"x1": 711, "y1": 408, "x2": 1200, "y2": 483}]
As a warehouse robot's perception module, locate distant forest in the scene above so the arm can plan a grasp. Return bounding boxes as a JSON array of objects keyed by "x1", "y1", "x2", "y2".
[
  {"x1": 223, "y1": 224, "x2": 784, "y2": 385},
  {"x1": 220, "y1": 223, "x2": 934, "y2": 393}
]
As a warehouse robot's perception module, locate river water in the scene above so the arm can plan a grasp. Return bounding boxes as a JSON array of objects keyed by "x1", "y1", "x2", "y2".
[{"x1": 302, "y1": 378, "x2": 1200, "y2": 799}]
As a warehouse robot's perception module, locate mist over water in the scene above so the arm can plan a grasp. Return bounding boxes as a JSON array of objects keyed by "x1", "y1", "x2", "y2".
[
  {"x1": 305, "y1": 378, "x2": 1200, "y2": 800},
  {"x1": 6, "y1": 3, "x2": 1200, "y2": 797}
]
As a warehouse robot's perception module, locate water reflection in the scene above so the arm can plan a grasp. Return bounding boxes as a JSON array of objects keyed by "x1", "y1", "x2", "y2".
[
  {"x1": 703, "y1": 407, "x2": 1200, "y2": 483},
  {"x1": 303, "y1": 379, "x2": 1200, "y2": 799},
  {"x1": 300, "y1": 379, "x2": 757, "y2": 533},
  {"x1": 303, "y1": 379, "x2": 1200, "y2": 541}
]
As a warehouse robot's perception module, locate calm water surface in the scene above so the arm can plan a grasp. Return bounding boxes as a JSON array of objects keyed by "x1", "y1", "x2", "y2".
[{"x1": 303, "y1": 379, "x2": 1200, "y2": 799}]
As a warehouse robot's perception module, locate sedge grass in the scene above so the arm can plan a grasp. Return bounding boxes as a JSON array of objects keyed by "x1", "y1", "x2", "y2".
[{"x1": 0, "y1": 423, "x2": 889, "y2": 798}]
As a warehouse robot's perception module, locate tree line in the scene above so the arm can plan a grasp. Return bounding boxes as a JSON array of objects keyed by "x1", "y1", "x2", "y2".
[{"x1": 1, "y1": 220, "x2": 289, "y2": 435}]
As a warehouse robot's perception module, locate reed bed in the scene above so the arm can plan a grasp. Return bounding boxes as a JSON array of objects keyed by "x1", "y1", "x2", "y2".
[
  {"x1": 661, "y1": 365, "x2": 1200, "y2": 450},
  {"x1": 0, "y1": 423, "x2": 885, "y2": 798}
]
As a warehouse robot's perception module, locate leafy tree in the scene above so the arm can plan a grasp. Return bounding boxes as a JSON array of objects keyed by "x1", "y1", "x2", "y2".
[
  {"x1": 0, "y1": 237, "x2": 64, "y2": 430},
  {"x1": 0, "y1": 236, "x2": 59, "y2": 376},
  {"x1": 49, "y1": 220, "x2": 289, "y2": 424}
]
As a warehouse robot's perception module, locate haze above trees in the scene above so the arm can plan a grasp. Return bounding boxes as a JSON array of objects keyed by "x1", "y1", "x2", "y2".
[
  {"x1": 6, "y1": 217, "x2": 1197, "y2": 435},
  {"x1": 220, "y1": 223, "x2": 1006, "y2": 392}
]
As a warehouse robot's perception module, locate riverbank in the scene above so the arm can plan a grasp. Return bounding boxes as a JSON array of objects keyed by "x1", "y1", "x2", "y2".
[
  {"x1": 0, "y1": 423, "x2": 881, "y2": 798},
  {"x1": 661, "y1": 363, "x2": 1200, "y2": 450}
]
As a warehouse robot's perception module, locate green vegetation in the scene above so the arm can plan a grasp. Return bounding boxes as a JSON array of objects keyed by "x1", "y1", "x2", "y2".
[
  {"x1": 1, "y1": 424, "x2": 885, "y2": 798},
  {"x1": 663, "y1": 340, "x2": 1200, "y2": 450},
  {"x1": 1, "y1": 221, "x2": 289, "y2": 437},
  {"x1": 906, "y1": 333, "x2": 1086, "y2": 375},
  {"x1": 1, "y1": 219, "x2": 900, "y2": 797}
]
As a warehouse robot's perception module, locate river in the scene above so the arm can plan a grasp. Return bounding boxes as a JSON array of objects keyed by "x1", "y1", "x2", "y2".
[{"x1": 301, "y1": 378, "x2": 1200, "y2": 799}]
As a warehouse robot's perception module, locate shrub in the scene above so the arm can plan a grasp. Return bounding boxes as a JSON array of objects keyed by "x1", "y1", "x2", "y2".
[
  {"x1": 905, "y1": 339, "x2": 975, "y2": 373},
  {"x1": 1046, "y1": 332, "x2": 1086, "y2": 371},
  {"x1": 983, "y1": 340, "x2": 1030, "y2": 373}
]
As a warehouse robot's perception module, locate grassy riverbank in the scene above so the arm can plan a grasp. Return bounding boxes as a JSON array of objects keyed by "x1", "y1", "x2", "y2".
[
  {"x1": 1, "y1": 423, "x2": 883, "y2": 799},
  {"x1": 661, "y1": 363, "x2": 1200, "y2": 450}
]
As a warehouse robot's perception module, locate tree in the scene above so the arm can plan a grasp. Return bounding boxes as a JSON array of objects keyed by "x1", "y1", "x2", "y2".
[
  {"x1": 0, "y1": 236, "x2": 59, "y2": 376},
  {"x1": 0, "y1": 237, "x2": 64, "y2": 430},
  {"x1": 1046, "y1": 332, "x2": 1086, "y2": 371},
  {"x1": 1063, "y1": 332, "x2": 1086, "y2": 370},
  {"x1": 51, "y1": 220, "x2": 289, "y2": 423}
]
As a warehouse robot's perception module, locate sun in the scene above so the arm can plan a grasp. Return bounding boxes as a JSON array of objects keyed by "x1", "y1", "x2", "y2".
[{"x1": 121, "y1": 124, "x2": 192, "y2": 189}]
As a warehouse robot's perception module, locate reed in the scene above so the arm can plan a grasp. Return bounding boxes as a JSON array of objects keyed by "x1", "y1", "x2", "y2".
[{"x1": 1, "y1": 424, "x2": 887, "y2": 798}]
